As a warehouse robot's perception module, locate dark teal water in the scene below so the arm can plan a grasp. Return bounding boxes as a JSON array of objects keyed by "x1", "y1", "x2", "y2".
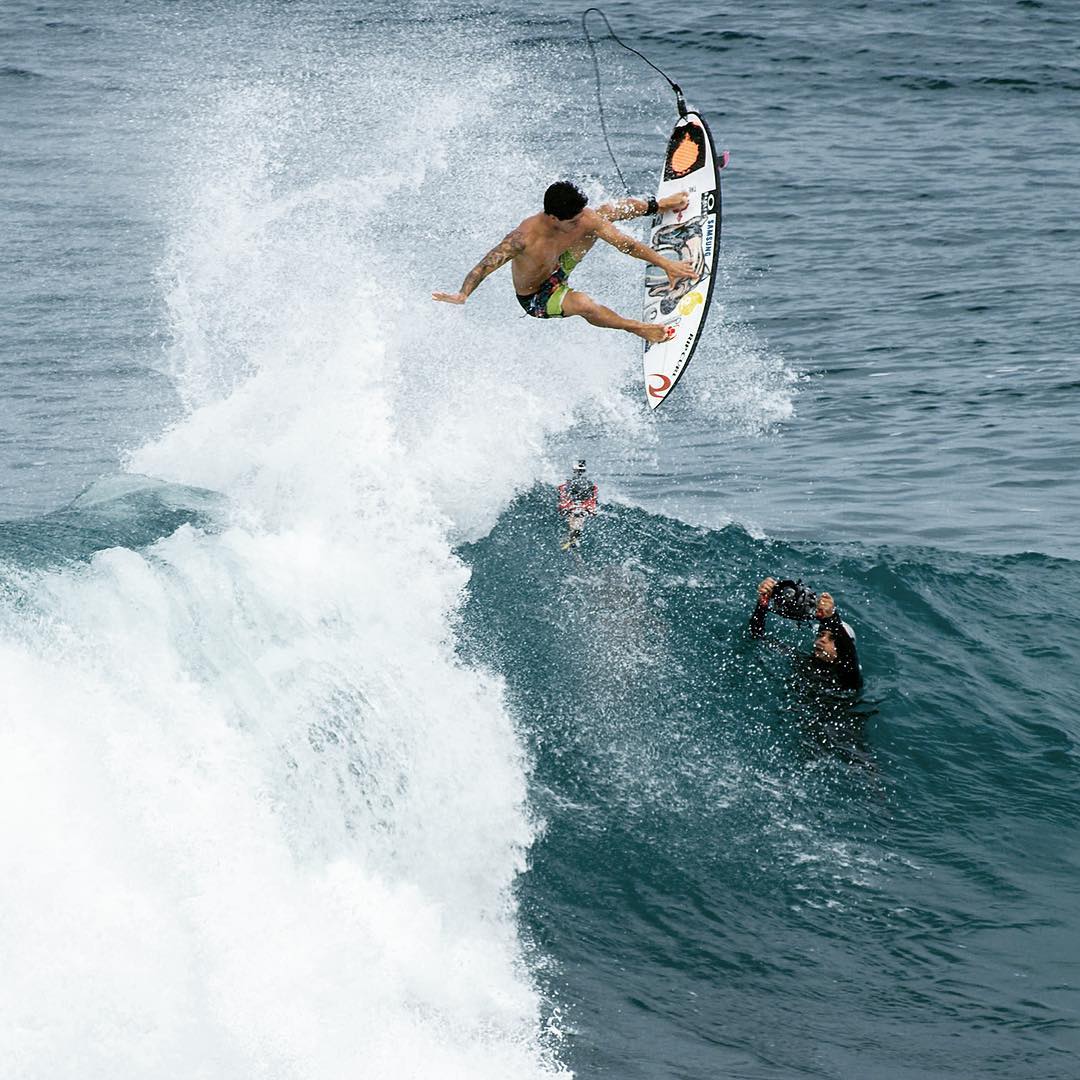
[
  {"x1": 1, "y1": 1, "x2": 1078, "y2": 1077},
  {"x1": 460, "y1": 492, "x2": 1080, "y2": 1077}
]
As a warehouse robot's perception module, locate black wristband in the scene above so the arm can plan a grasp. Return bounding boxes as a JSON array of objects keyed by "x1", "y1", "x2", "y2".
[{"x1": 645, "y1": 195, "x2": 658, "y2": 216}]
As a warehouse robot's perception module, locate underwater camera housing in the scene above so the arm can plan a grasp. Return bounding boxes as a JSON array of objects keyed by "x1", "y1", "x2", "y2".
[{"x1": 770, "y1": 579, "x2": 818, "y2": 621}]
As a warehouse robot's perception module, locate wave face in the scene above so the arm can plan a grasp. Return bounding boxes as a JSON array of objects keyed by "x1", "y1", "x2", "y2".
[{"x1": 459, "y1": 493, "x2": 1080, "y2": 1078}]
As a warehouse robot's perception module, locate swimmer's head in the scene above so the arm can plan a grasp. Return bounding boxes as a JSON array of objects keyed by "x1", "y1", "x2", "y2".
[{"x1": 813, "y1": 629, "x2": 837, "y2": 663}]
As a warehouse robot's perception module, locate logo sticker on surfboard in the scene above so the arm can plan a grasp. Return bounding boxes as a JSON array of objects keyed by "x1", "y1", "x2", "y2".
[{"x1": 647, "y1": 373, "x2": 673, "y2": 398}]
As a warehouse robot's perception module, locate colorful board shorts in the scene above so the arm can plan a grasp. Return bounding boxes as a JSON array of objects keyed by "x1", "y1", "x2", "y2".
[{"x1": 516, "y1": 250, "x2": 581, "y2": 318}]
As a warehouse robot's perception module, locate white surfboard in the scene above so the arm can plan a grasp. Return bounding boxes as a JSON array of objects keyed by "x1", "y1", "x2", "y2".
[{"x1": 642, "y1": 112, "x2": 727, "y2": 409}]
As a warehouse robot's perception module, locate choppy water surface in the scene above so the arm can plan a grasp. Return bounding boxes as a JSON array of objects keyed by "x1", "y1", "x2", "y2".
[{"x1": 1, "y1": 1, "x2": 1078, "y2": 1077}]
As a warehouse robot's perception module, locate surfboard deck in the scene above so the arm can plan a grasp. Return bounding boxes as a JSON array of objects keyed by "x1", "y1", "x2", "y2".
[{"x1": 642, "y1": 112, "x2": 725, "y2": 409}]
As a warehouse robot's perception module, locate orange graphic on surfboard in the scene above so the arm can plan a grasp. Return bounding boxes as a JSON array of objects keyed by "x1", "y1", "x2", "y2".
[{"x1": 669, "y1": 131, "x2": 702, "y2": 176}]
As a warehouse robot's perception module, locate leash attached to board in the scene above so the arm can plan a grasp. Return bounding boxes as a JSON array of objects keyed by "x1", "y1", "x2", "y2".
[
  {"x1": 582, "y1": 7, "x2": 688, "y2": 193},
  {"x1": 581, "y1": 6, "x2": 731, "y2": 409}
]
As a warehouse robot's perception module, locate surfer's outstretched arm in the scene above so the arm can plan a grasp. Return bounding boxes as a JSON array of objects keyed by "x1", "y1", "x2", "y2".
[
  {"x1": 590, "y1": 215, "x2": 696, "y2": 287},
  {"x1": 597, "y1": 191, "x2": 689, "y2": 222},
  {"x1": 432, "y1": 229, "x2": 525, "y2": 305}
]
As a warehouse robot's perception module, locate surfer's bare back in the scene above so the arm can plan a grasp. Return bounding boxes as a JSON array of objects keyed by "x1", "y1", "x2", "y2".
[{"x1": 432, "y1": 182, "x2": 695, "y2": 344}]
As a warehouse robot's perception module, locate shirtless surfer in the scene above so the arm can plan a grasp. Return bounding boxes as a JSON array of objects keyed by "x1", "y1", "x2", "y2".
[{"x1": 432, "y1": 181, "x2": 696, "y2": 344}]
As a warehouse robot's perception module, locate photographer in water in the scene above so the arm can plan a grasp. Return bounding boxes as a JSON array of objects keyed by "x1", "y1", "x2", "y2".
[{"x1": 749, "y1": 577, "x2": 862, "y2": 690}]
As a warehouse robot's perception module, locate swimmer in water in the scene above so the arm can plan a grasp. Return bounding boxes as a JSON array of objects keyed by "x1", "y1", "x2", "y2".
[{"x1": 749, "y1": 577, "x2": 862, "y2": 690}]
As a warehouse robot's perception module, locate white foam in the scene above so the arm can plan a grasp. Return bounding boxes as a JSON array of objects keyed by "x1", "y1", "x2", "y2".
[
  {"x1": 0, "y1": 18, "x2": 592, "y2": 1078},
  {"x1": 0, "y1": 515, "x2": 559, "y2": 1077}
]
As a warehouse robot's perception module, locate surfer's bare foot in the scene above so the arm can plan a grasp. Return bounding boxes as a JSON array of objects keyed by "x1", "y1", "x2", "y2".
[
  {"x1": 659, "y1": 191, "x2": 690, "y2": 214},
  {"x1": 639, "y1": 323, "x2": 676, "y2": 344}
]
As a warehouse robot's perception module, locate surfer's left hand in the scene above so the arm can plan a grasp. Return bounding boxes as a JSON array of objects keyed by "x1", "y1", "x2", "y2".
[
  {"x1": 665, "y1": 260, "x2": 697, "y2": 286},
  {"x1": 432, "y1": 291, "x2": 467, "y2": 305}
]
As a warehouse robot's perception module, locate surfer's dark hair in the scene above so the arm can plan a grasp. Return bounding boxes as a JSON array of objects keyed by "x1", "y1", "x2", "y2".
[{"x1": 544, "y1": 181, "x2": 588, "y2": 220}]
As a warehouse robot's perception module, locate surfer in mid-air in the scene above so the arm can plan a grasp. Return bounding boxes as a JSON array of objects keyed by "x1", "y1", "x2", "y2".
[{"x1": 432, "y1": 181, "x2": 696, "y2": 343}]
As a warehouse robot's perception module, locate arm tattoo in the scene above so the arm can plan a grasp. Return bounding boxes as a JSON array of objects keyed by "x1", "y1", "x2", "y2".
[{"x1": 461, "y1": 229, "x2": 526, "y2": 295}]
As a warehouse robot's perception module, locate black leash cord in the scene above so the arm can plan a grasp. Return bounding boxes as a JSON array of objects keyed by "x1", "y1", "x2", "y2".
[{"x1": 582, "y1": 7, "x2": 688, "y2": 193}]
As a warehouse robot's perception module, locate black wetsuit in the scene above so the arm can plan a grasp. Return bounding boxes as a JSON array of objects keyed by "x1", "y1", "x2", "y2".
[{"x1": 749, "y1": 602, "x2": 862, "y2": 690}]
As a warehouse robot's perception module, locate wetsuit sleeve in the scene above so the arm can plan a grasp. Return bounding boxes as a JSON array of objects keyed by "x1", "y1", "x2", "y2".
[
  {"x1": 749, "y1": 600, "x2": 769, "y2": 639},
  {"x1": 822, "y1": 613, "x2": 861, "y2": 687}
]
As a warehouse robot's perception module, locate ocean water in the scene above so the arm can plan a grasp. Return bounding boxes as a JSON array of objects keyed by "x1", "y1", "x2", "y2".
[{"x1": 1, "y1": 1, "x2": 1078, "y2": 1078}]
